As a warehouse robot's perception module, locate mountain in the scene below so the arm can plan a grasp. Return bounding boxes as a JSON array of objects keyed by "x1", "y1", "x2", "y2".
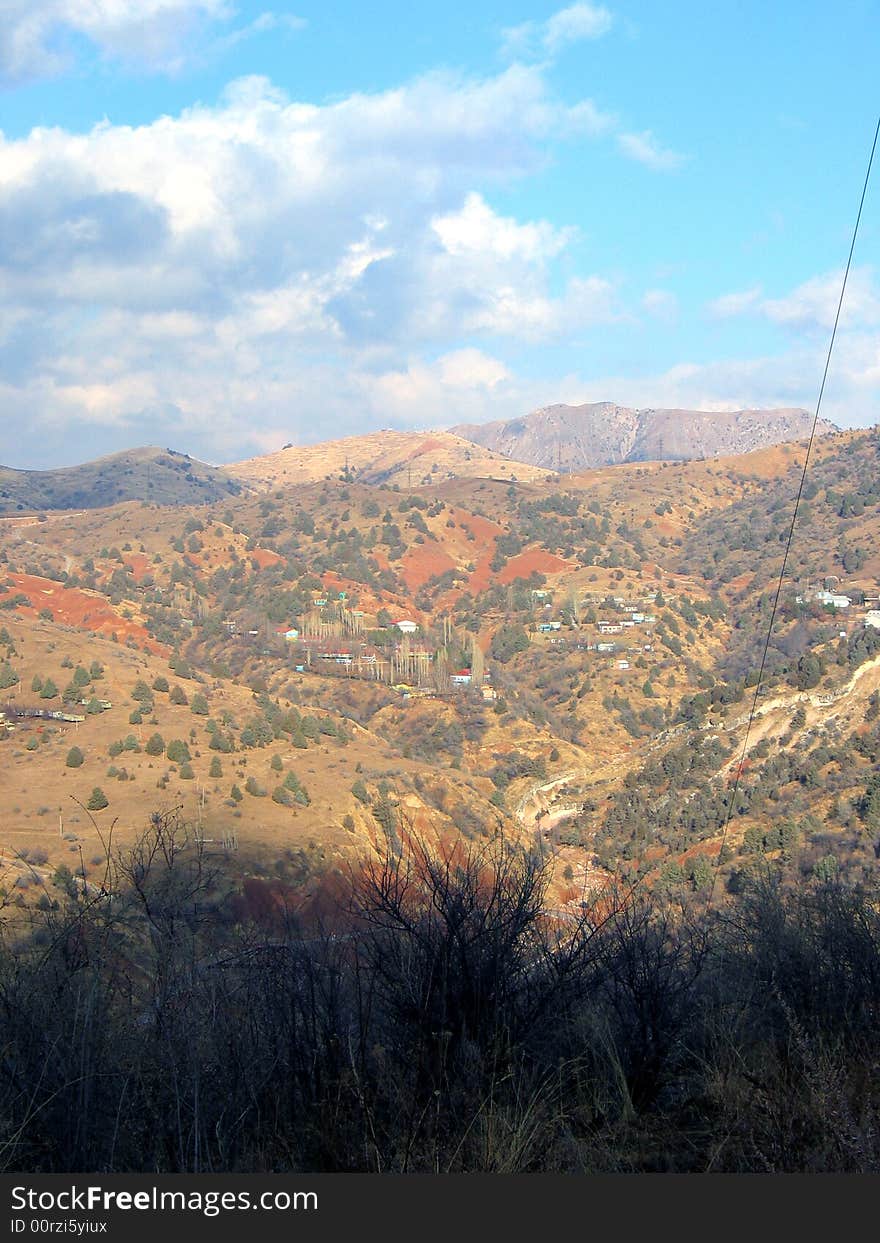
[
  {"x1": 0, "y1": 409, "x2": 833, "y2": 517},
  {"x1": 0, "y1": 446, "x2": 246, "y2": 514},
  {"x1": 224, "y1": 428, "x2": 548, "y2": 489},
  {"x1": 4, "y1": 423, "x2": 880, "y2": 903},
  {"x1": 451, "y1": 402, "x2": 837, "y2": 470}
]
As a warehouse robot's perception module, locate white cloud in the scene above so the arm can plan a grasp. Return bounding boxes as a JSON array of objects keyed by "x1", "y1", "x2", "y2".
[
  {"x1": 501, "y1": 4, "x2": 613, "y2": 61},
  {"x1": 642, "y1": 288, "x2": 678, "y2": 321},
  {"x1": 499, "y1": 9, "x2": 683, "y2": 172},
  {"x1": 617, "y1": 130, "x2": 685, "y2": 171},
  {"x1": 365, "y1": 350, "x2": 512, "y2": 423},
  {"x1": 762, "y1": 268, "x2": 880, "y2": 331},
  {"x1": 545, "y1": 2, "x2": 614, "y2": 51},
  {"x1": 415, "y1": 197, "x2": 619, "y2": 340},
  {"x1": 448, "y1": 274, "x2": 619, "y2": 340},
  {"x1": 708, "y1": 286, "x2": 763, "y2": 318},
  {"x1": 566, "y1": 98, "x2": 617, "y2": 135},
  {"x1": 572, "y1": 328, "x2": 880, "y2": 428},
  {"x1": 216, "y1": 10, "x2": 307, "y2": 52},
  {"x1": 437, "y1": 348, "x2": 510, "y2": 389},
  {"x1": 0, "y1": 0, "x2": 237, "y2": 81},
  {"x1": 432, "y1": 192, "x2": 572, "y2": 263},
  {"x1": 709, "y1": 269, "x2": 880, "y2": 333},
  {"x1": 0, "y1": 67, "x2": 625, "y2": 465}
]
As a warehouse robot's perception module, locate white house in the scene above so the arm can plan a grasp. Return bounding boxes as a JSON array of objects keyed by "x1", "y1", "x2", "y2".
[
  {"x1": 865, "y1": 610, "x2": 880, "y2": 629},
  {"x1": 395, "y1": 619, "x2": 419, "y2": 634},
  {"x1": 798, "y1": 589, "x2": 852, "y2": 610},
  {"x1": 816, "y1": 590, "x2": 852, "y2": 609}
]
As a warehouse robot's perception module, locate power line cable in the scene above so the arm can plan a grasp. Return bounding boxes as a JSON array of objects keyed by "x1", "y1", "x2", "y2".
[{"x1": 705, "y1": 112, "x2": 880, "y2": 910}]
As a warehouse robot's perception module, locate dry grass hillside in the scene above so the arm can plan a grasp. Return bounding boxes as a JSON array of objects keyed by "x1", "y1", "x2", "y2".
[
  {"x1": 0, "y1": 613, "x2": 526, "y2": 903},
  {"x1": 225, "y1": 429, "x2": 548, "y2": 489},
  {"x1": 3, "y1": 424, "x2": 880, "y2": 909}
]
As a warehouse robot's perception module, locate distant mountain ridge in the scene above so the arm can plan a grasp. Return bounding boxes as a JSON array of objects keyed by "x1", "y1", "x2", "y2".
[
  {"x1": 0, "y1": 446, "x2": 245, "y2": 514},
  {"x1": 1, "y1": 405, "x2": 840, "y2": 514},
  {"x1": 451, "y1": 403, "x2": 838, "y2": 471}
]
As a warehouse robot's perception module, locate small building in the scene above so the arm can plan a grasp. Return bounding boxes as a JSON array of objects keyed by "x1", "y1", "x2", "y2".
[
  {"x1": 798, "y1": 589, "x2": 852, "y2": 610},
  {"x1": 395, "y1": 619, "x2": 419, "y2": 634},
  {"x1": 451, "y1": 670, "x2": 472, "y2": 685},
  {"x1": 596, "y1": 641, "x2": 617, "y2": 653},
  {"x1": 817, "y1": 590, "x2": 852, "y2": 609},
  {"x1": 538, "y1": 621, "x2": 562, "y2": 633},
  {"x1": 616, "y1": 660, "x2": 630, "y2": 671},
  {"x1": 865, "y1": 610, "x2": 880, "y2": 629}
]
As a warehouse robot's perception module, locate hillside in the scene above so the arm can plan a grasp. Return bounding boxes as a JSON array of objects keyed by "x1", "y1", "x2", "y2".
[
  {"x1": 224, "y1": 429, "x2": 549, "y2": 489},
  {"x1": 451, "y1": 402, "x2": 836, "y2": 470},
  {"x1": 3, "y1": 426, "x2": 880, "y2": 917},
  {"x1": 0, "y1": 446, "x2": 246, "y2": 514}
]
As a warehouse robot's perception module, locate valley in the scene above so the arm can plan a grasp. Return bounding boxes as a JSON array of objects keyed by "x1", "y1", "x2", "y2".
[{"x1": 3, "y1": 419, "x2": 880, "y2": 916}]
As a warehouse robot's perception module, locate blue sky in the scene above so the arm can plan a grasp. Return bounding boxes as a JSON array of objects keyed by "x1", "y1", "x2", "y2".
[{"x1": 0, "y1": 1, "x2": 878, "y2": 468}]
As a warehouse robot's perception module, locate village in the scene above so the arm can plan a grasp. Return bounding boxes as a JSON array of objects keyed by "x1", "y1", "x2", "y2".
[
  {"x1": 213, "y1": 570, "x2": 880, "y2": 706},
  {"x1": 210, "y1": 583, "x2": 671, "y2": 698}
]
